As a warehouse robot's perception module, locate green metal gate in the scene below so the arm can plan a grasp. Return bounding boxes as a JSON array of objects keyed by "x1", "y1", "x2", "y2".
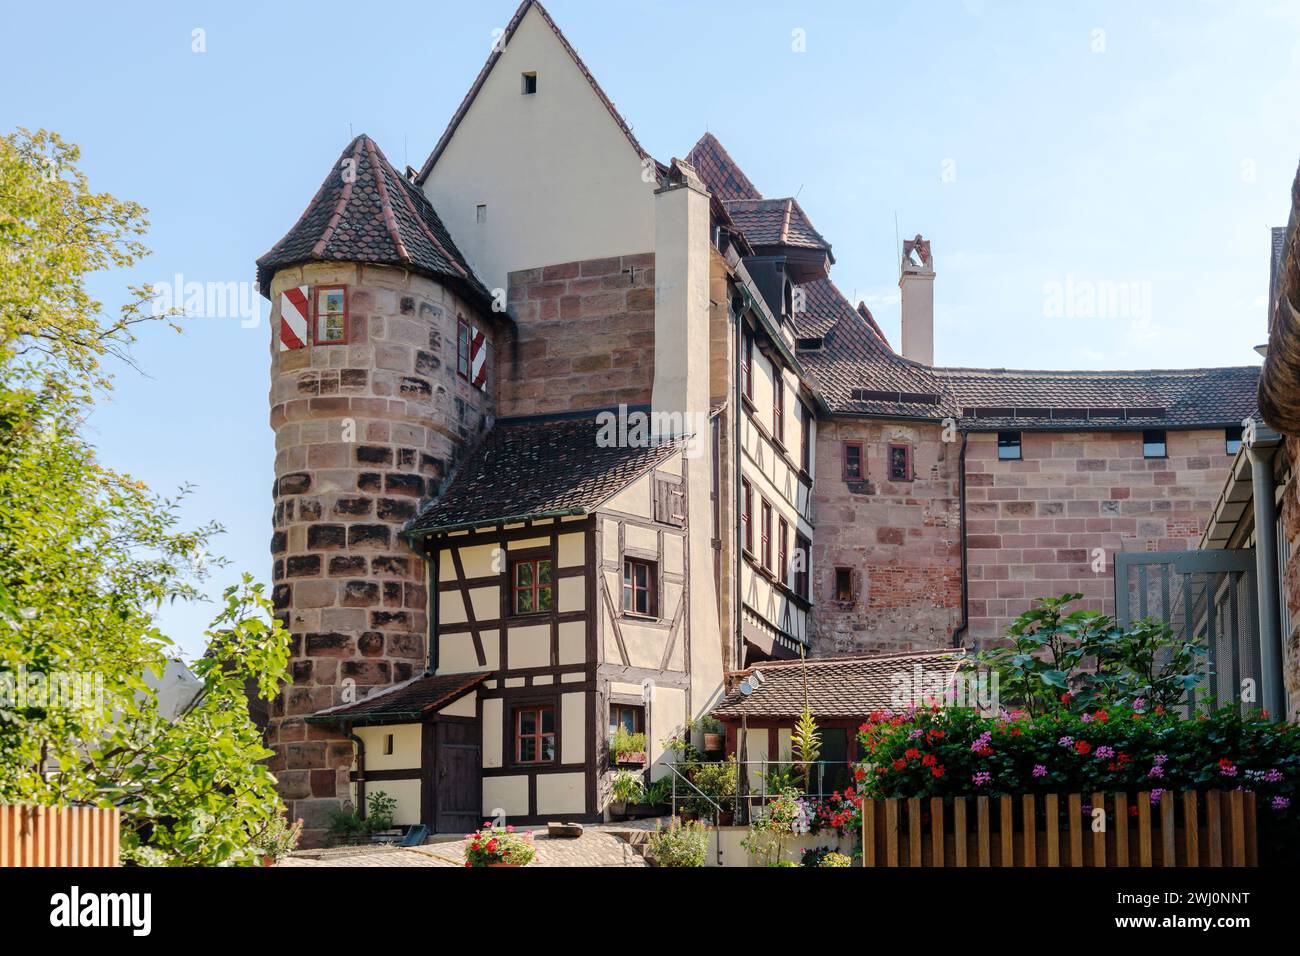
[{"x1": 1113, "y1": 550, "x2": 1259, "y2": 713}]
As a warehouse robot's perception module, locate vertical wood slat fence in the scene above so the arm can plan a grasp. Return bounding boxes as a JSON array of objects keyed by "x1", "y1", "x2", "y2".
[
  {"x1": 0, "y1": 806, "x2": 120, "y2": 867},
  {"x1": 861, "y1": 792, "x2": 1256, "y2": 867}
]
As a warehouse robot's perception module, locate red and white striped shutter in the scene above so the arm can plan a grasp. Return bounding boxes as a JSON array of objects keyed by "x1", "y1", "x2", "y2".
[
  {"x1": 470, "y1": 325, "x2": 488, "y2": 391},
  {"x1": 279, "y1": 286, "x2": 309, "y2": 351}
]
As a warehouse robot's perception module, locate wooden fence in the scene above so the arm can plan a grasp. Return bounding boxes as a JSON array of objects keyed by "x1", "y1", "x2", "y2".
[
  {"x1": 862, "y1": 791, "x2": 1256, "y2": 867},
  {"x1": 0, "y1": 805, "x2": 120, "y2": 867}
]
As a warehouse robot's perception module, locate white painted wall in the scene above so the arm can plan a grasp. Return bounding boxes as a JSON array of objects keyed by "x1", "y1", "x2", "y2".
[{"x1": 422, "y1": 4, "x2": 655, "y2": 295}]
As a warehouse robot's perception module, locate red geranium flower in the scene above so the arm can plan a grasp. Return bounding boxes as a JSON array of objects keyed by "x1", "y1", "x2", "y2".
[
  {"x1": 1075, "y1": 741, "x2": 1092, "y2": 755},
  {"x1": 922, "y1": 754, "x2": 937, "y2": 767},
  {"x1": 931, "y1": 766, "x2": 945, "y2": 778},
  {"x1": 892, "y1": 758, "x2": 907, "y2": 771}
]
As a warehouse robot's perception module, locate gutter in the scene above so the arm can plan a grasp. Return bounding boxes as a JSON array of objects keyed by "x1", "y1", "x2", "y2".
[
  {"x1": 400, "y1": 506, "x2": 589, "y2": 540},
  {"x1": 1247, "y1": 442, "x2": 1286, "y2": 720},
  {"x1": 347, "y1": 726, "x2": 366, "y2": 818}
]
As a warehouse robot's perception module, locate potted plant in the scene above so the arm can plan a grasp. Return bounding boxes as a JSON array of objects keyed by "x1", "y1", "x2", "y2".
[
  {"x1": 609, "y1": 769, "x2": 646, "y2": 819},
  {"x1": 700, "y1": 716, "x2": 725, "y2": 755},
  {"x1": 464, "y1": 823, "x2": 536, "y2": 867},
  {"x1": 688, "y1": 754, "x2": 738, "y2": 825},
  {"x1": 611, "y1": 725, "x2": 648, "y2": 767},
  {"x1": 366, "y1": 791, "x2": 402, "y2": 843},
  {"x1": 251, "y1": 814, "x2": 303, "y2": 866}
]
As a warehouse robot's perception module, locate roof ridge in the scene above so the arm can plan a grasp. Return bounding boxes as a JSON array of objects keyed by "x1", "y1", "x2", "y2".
[
  {"x1": 415, "y1": 0, "x2": 654, "y2": 185},
  {"x1": 935, "y1": 365, "x2": 1261, "y2": 378},
  {"x1": 689, "y1": 132, "x2": 764, "y2": 201},
  {"x1": 363, "y1": 136, "x2": 411, "y2": 266},
  {"x1": 728, "y1": 647, "x2": 966, "y2": 677}
]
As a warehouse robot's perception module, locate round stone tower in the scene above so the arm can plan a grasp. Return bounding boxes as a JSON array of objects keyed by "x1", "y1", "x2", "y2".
[{"x1": 257, "y1": 135, "x2": 497, "y2": 843}]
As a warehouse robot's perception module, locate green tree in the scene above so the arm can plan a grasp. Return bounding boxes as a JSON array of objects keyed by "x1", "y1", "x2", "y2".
[{"x1": 0, "y1": 128, "x2": 291, "y2": 865}]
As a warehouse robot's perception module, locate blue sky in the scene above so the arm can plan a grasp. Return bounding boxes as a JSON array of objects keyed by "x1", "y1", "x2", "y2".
[{"x1": 4, "y1": 0, "x2": 1298, "y2": 656}]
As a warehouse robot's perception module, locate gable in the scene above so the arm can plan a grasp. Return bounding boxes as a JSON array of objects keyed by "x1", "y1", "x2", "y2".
[{"x1": 420, "y1": 2, "x2": 658, "y2": 294}]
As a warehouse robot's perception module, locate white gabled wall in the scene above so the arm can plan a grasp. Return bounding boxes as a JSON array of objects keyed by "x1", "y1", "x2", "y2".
[{"x1": 422, "y1": 4, "x2": 656, "y2": 294}]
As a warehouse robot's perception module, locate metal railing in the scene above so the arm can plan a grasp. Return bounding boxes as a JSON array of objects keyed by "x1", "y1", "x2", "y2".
[{"x1": 667, "y1": 759, "x2": 856, "y2": 825}]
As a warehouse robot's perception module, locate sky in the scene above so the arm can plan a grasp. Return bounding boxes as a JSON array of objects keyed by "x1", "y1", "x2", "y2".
[{"x1": 3, "y1": 0, "x2": 1299, "y2": 656}]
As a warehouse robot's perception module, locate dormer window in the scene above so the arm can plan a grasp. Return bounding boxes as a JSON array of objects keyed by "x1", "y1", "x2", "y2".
[
  {"x1": 521, "y1": 72, "x2": 537, "y2": 94},
  {"x1": 796, "y1": 337, "x2": 823, "y2": 351}
]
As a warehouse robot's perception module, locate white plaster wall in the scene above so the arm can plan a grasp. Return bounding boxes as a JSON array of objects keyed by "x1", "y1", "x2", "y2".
[{"x1": 422, "y1": 5, "x2": 655, "y2": 294}]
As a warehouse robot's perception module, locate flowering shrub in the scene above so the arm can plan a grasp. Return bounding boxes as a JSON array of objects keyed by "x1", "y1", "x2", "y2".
[
  {"x1": 856, "y1": 703, "x2": 1300, "y2": 859},
  {"x1": 805, "y1": 787, "x2": 863, "y2": 835},
  {"x1": 741, "y1": 787, "x2": 810, "y2": 865},
  {"x1": 463, "y1": 823, "x2": 536, "y2": 867}
]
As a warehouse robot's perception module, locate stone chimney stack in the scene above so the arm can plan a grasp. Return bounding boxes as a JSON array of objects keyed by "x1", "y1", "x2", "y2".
[
  {"x1": 899, "y1": 234, "x2": 935, "y2": 366},
  {"x1": 651, "y1": 159, "x2": 711, "y2": 441}
]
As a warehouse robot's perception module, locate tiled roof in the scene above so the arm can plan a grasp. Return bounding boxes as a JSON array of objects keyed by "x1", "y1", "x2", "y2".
[
  {"x1": 256, "y1": 134, "x2": 490, "y2": 305},
  {"x1": 935, "y1": 365, "x2": 1261, "y2": 429},
  {"x1": 795, "y1": 278, "x2": 957, "y2": 418},
  {"x1": 722, "y1": 198, "x2": 832, "y2": 258},
  {"x1": 687, "y1": 133, "x2": 762, "y2": 202},
  {"x1": 406, "y1": 412, "x2": 684, "y2": 534},
  {"x1": 710, "y1": 650, "x2": 967, "y2": 720},
  {"x1": 687, "y1": 129, "x2": 1263, "y2": 429},
  {"x1": 307, "y1": 672, "x2": 488, "y2": 724},
  {"x1": 415, "y1": 0, "x2": 660, "y2": 186}
]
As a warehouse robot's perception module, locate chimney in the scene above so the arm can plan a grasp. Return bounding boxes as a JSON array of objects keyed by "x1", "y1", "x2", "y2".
[
  {"x1": 899, "y1": 233, "x2": 935, "y2": 366},
  {"x1": 651, "y1": 159, "x2": 711, "y2": 445}
]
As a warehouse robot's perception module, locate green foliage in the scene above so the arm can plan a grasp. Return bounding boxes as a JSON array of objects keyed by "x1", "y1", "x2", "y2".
[
  {"x1": 327, "y1": 808, "x2": 368, "y2": 843},
  {"x1": 819, "y1": 851, "x2": 852, "y2": 867},
  {"x1": 644, "y1": 775, "x2": 674, "y2": 807},
  {"x1": 792, "y1": 708, "x2": 822, "y2": 791},
  {"x1": 974, "y1": 594, "x2": 1205, "y2": 716},
  {"x1": 0, "y1": 129, "x2": 290, "y2": 865},
  {"x1": 647, "y1": 817, "x2": 708, "y2": 867},
  {"x1": 686, "y1": 755, "x2": 738, "y2": 814},
  {"x1": 610, "y1": 770, "x2": 646, "y2": 805},
  {"x1": 366, "y1": 790, "x2": 397, "y2": 831}
]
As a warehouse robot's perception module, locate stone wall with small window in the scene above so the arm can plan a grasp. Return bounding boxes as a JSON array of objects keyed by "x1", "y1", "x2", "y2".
[
  {"x1": 809, "y1": 418, "x2": 962, "y2": 656},
  {"x1": 963, "y1": 427, "x2": 1234, "y2": 647}
]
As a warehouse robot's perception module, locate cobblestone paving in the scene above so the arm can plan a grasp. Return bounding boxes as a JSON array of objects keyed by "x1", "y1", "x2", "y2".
[{"x1": 282, "y1": 822, "x2": 660, "y2": 868}]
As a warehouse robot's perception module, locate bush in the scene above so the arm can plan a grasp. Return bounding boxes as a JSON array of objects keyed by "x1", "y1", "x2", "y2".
[
  {"x1": 973, "y1": 594, "x2": 1204, "y2": 716},
  {"x1": 610, "y1": 770, "x2": 646, "y2": 805},
  {"x1": 648, "y1": 818, "x2": 709, "y2": 867},
  {"x1": 367, "y1": 791, "x2": 397, "y2": 831},
  {"x1": 819, "y1": 852, "x2": 852, "y2": 867}
]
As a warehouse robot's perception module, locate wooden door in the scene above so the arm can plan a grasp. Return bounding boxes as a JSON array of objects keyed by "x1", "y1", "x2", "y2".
[{"x1": 433, "y1": 720, "x2": 481, "y2": 834}]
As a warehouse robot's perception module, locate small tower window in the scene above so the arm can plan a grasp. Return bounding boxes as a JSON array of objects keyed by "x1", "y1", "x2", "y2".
[
  {"x1": 834, "y1": 567, "x2": 854, "y2": 602},
  {"x1": 521, "y1": 72, "x2": 537, "y2": 94},
  {"x1": 383, "y1": 733, "x2": 394, "y2": 756},
  {"x1": 998, "y1": 431, "x2": 1022, "y2": 460},
  {"x1": 1142, "y1": 430, "x2": 1167, "y2": 459},
  {"x1": 1225, "y1": 425, "x2": 1244, "y2": 455},
  {"x1": 476, "y1": 204, "x2": 487, "y2": 224},
  {"x1": 312, "y1": 285, "x2": 348, "y2": 345}
]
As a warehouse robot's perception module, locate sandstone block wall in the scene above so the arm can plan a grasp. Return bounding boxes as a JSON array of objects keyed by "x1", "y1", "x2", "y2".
[
  {"x1": 500, "y1": 253, "x2": 655, "y2": 417},
  {"x1": 810, "y1": 419, "x2": 963, "y2": 655},
  {"x1": 266, "y1": 262, "x2": 495, "y2": 842},
  {"x1": 963, "y1": 427, "x2": 1234, "y2": 646}
]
